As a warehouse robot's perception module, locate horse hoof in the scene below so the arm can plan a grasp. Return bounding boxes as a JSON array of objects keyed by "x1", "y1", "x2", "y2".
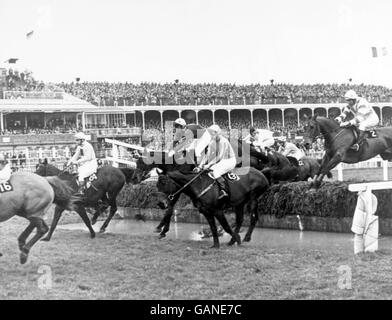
[
  {"x1": 99, "y1": 228, "x2": 106, "y2": 233},
  {"x1": 243, "y1": 236, "x2": 251, "y2": 242},
  {"x1": 20, "y1": 252, "x2": 29, "y2": 264},
  {"x1": 41, "y1": 237, "x2": 50, "y2": 242},
  {"x1": 90, "y1": 232, "x2": 96, "y2": 239},
  {"x1": 154, "y1": 227, "x2": 162, "y2": 233},
  {"x1": 210, "y1": 244, "x2": 220, "y2": 249},
  {"x1": 227, "y1": 239, "x2": 235, "y2": 246},
  {"x1": 158, "y1": 233, "x2": 166, "y2": 239}
]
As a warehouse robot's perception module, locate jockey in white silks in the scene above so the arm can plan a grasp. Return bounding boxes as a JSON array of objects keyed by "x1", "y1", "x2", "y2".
[
  {"x1": 243, "y1": 127, "x2": 275, "y2": 153},
  {"x1": 335, "y1": 89, "x2": 379, "y2": 151},
  {"x1": 67, "y1": 132, "x2": 97, "y2": 194},
  {"x1": 0, "y1": 154, "x2": 12, "y2": 184},
  {"x1": 278, "y1": 139, "x2": 305, "y2": 161},
  {"x1": 195, "y1": 125, "x2": 237, "y2": 199}
]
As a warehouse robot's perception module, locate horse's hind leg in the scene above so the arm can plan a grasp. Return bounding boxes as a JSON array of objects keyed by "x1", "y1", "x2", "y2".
[
  {"x1": 41, "y1": 206, "x2": 64, "y2": 242},
  {"x1": 18, "y1": 222, "x2": 36, "y2": 250},
  {"x1": 99, "y1": 195, "x2": 118, "y2": 233},
  {"x1": 20, "y1": 217, "x2": 49, "y2": 264},
  {"x1": 76, "y1": 206, "x2": 96, "y2": 238},
  {"x1": 244, "y1": 198, "x2": 259, "y2": 242},
  {"x1": 203, "y1": 213, "x2": 220, "y2": 248},
  {"x1": 227, "y1": 205, "x2": 244, "y2": 246},
  {"x1": 91, "y1": 195, "x2": 109, "y2": 225},
  {"x1": 214, "y1": 210, "x2": 241, "y2": 246}
]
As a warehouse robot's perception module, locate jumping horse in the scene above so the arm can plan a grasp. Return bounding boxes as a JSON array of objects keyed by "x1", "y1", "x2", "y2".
[{"x1": 303, "y1": 115, "x2": 392, "y2": 188}]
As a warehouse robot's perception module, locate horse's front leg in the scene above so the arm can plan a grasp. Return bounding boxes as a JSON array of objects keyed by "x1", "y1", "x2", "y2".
[
  {"x1": 156, "y1": 196, "x2": 179, "y2": 239},
  {"x1": 311, "y1": 154, "x2": 331, "y2": 187},
  {"x1": 314, "y1": 153, "x2": 343, "y2": 188},
  {"x1": 203, "y1": 213, "x2": 220, "y2": 248},
  {"x1": 41, "y1": 206, "x2": 64, "y2": 241}
]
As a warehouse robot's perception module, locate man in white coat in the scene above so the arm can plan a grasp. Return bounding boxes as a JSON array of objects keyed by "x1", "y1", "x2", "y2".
[{"x1": 67, "y1": 132, "x2": 98, "y2": 195}]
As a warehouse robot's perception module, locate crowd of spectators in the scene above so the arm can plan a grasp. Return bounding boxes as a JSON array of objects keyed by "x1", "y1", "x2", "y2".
[{"x1": 57, "y1": 81, "x2": 392, "y2": 106}]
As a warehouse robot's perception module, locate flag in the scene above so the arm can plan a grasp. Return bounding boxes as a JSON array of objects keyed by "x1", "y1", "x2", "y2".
[
  {"x1": 4, "y1": 58, "x2": 18, "y2": 64},
  {"x1": 26, "y1": 30, "x2": 34, "y2": 39},
  {"x1": 371, "y1": 46, "x2": 388, "y2": 58}
]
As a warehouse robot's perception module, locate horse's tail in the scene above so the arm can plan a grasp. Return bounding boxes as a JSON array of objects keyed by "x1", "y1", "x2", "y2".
[
  {"x1": 45, "y1": 176, "x2": 78, "y2": 211},
  {"x1": 120, "y1": 167, "x2": 136, "y2": 184}
]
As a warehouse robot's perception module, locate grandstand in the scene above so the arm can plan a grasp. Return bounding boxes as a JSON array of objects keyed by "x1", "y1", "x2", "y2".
[{"x1": 2, "y1": 66, "x2": 392, "y2": 171}]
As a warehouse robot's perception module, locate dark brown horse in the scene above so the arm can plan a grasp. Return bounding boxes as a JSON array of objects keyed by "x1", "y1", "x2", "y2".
[
  {"x1": 156, "y1": 167, "x2": 270, "y2": 247},
  {"x1": 35, "y1": 162, "x2": 139, "y2": 239},
  {"x1": 303, "y1": 115, "x2": 392, "y2": 188}
]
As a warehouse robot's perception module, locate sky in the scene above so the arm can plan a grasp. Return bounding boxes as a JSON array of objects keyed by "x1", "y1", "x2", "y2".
[{"x1": 1, "y1": 0, "x2": 392, "y2": 86}]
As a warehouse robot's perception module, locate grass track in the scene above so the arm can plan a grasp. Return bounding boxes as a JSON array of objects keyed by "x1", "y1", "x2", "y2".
[{"x1": 1, "y1": 217, "x2": 392, "y2": 300}]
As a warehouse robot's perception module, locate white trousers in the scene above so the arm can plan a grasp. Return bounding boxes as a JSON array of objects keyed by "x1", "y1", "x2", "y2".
[
  {"x1": 358, "y1": 113, "x2": 379, "y2": 131},
  {"x1": 210, "y1": 157, "x2": 237, "y2": 179},
  {"x1": 78, "y1": 160, "x2": 98, "y2": 182}
]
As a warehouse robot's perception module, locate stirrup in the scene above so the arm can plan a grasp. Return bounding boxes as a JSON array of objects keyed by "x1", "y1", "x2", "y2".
[
  {"x1": 351, "y1": 143, "x2": 360, "y2": 151},
  {"x1": 218, "y1": 190, "x2": 228, "y2": 199}
]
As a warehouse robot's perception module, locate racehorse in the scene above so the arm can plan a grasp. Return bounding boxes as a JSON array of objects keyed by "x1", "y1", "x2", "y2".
[
  {"x1": 35, "y1": 161, "x2": 139, "y2": 240},
  {"x1": 303, "y1": 115, "x2": 392, "y2": 188},
  {"x1": 0, "y1": 172, "x2": 77, "y2": 264},
  {"x1": 156, "y1": 167, "x2": 270, "y2": 247},
  {"x1": 235, "y1": 139, "x2": 300, "y2": 183},
  {"x1": 134, "y1": 150, "x2": 196, "y2": 238}
]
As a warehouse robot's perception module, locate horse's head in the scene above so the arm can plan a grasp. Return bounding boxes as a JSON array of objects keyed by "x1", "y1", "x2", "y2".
[
  {"x1": 155, "y1": 169, "x2": 180, "y2": 209},
  {"x1": 35, "y1": 162, "x2": 47, "y2": 176},
  {"x1": 303, "y1": 115, "x2": 321, "y2": 144}
]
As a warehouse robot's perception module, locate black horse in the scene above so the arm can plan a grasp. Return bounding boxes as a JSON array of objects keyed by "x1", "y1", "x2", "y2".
[
  {"x1": 35, "y1": 161, "x2": 139, "y2": 240},
  {"x1": 156, "y1": 167, "x2": 270, "y2": 247},
  {"x1": 135, "y1": 149, "x2": 196, "y2": 238},
  {"x1": 303, "y1": 115, "x2": 392, "y2": 188},
  {"x1": 235, "y1": 139, "x2": 299, "y2": 183}
]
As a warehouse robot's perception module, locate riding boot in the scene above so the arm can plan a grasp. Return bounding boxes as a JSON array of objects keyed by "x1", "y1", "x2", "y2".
[
  {"x1": 352, "y1": 130, "x2": 366, "y2": 152},
  {"x1": 77, "y1": 180, "x2": 86, "y2": 196},
  {"x1": 216, "y1": 176, "x2": 228, "y2": 199}
]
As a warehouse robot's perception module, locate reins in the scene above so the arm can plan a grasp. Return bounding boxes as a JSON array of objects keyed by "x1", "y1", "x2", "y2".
[{"x1": 167, "y1": 169, "x2": 207, "y2": 201}]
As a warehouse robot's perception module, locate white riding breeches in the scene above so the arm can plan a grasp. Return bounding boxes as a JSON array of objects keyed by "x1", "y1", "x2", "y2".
[
  {"x1": 358, "y1": 113, "x2": 379, "y2": 131},
  {"x1": 78, "y1": 160, "x2": 98, "y2": 182},
  {"x1": 262, "y1": 137, "x2": 276, "y2": 149},
  {"x1": 210, "y1": 157, "x2": 237, "y2": 179}
]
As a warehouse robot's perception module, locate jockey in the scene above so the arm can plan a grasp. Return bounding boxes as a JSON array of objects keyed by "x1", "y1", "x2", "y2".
[
  {"x1": 0, "y1": 154, "x2": 12, "y2": 184},
  {"x1": 168, "y1": 118, "x2": 206, "y2": 161},
  {"x1": 243, "y1": 127, "x2": 275, "y2": 154},
  {"x1": 168, "y1": 118, "x2": 192, "y2": 156},
  {"x1": 195, "y1": 124, "x2": 237, "y2": 199},
  {"x1": 335, "y1": 90, "x2": 379, "y2": 151},
  {"x1": 277, "y1": 138, "x2": 305, "y2": 161},
  {"x1": 67, "y1": 132, "x2": 98, "y2": 195}
]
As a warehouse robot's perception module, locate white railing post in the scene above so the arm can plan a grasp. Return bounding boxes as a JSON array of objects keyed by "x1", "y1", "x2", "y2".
[
  {"x1": 337, "y1": 163, "x2": 343, "y2": 181},
  {"x1": 383, "y1": 160, "x2": 388, "y2": 181}
]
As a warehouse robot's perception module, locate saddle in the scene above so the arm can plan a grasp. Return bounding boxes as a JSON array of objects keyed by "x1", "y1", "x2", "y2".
[
  {"x1": 207, "y1": 170, "x2": 241, "y2": 200},
  {"x1": 352, "y1": 127, "x2": 378, "y2": 140}
]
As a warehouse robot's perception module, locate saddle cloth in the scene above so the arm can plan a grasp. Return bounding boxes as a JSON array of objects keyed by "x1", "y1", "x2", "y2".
[
  {"x1": 85, "y1": 172, "x2": 98, "y2": 189},
  {"x1": 352, "y1": 127, "x2": 378, "y2": 139},
  {"x1": 207, "y1": 169, "x2": 242, "y2": 200},
  {"x1": 0, "y1": 181, "x2": 13, "y2": 193}
]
